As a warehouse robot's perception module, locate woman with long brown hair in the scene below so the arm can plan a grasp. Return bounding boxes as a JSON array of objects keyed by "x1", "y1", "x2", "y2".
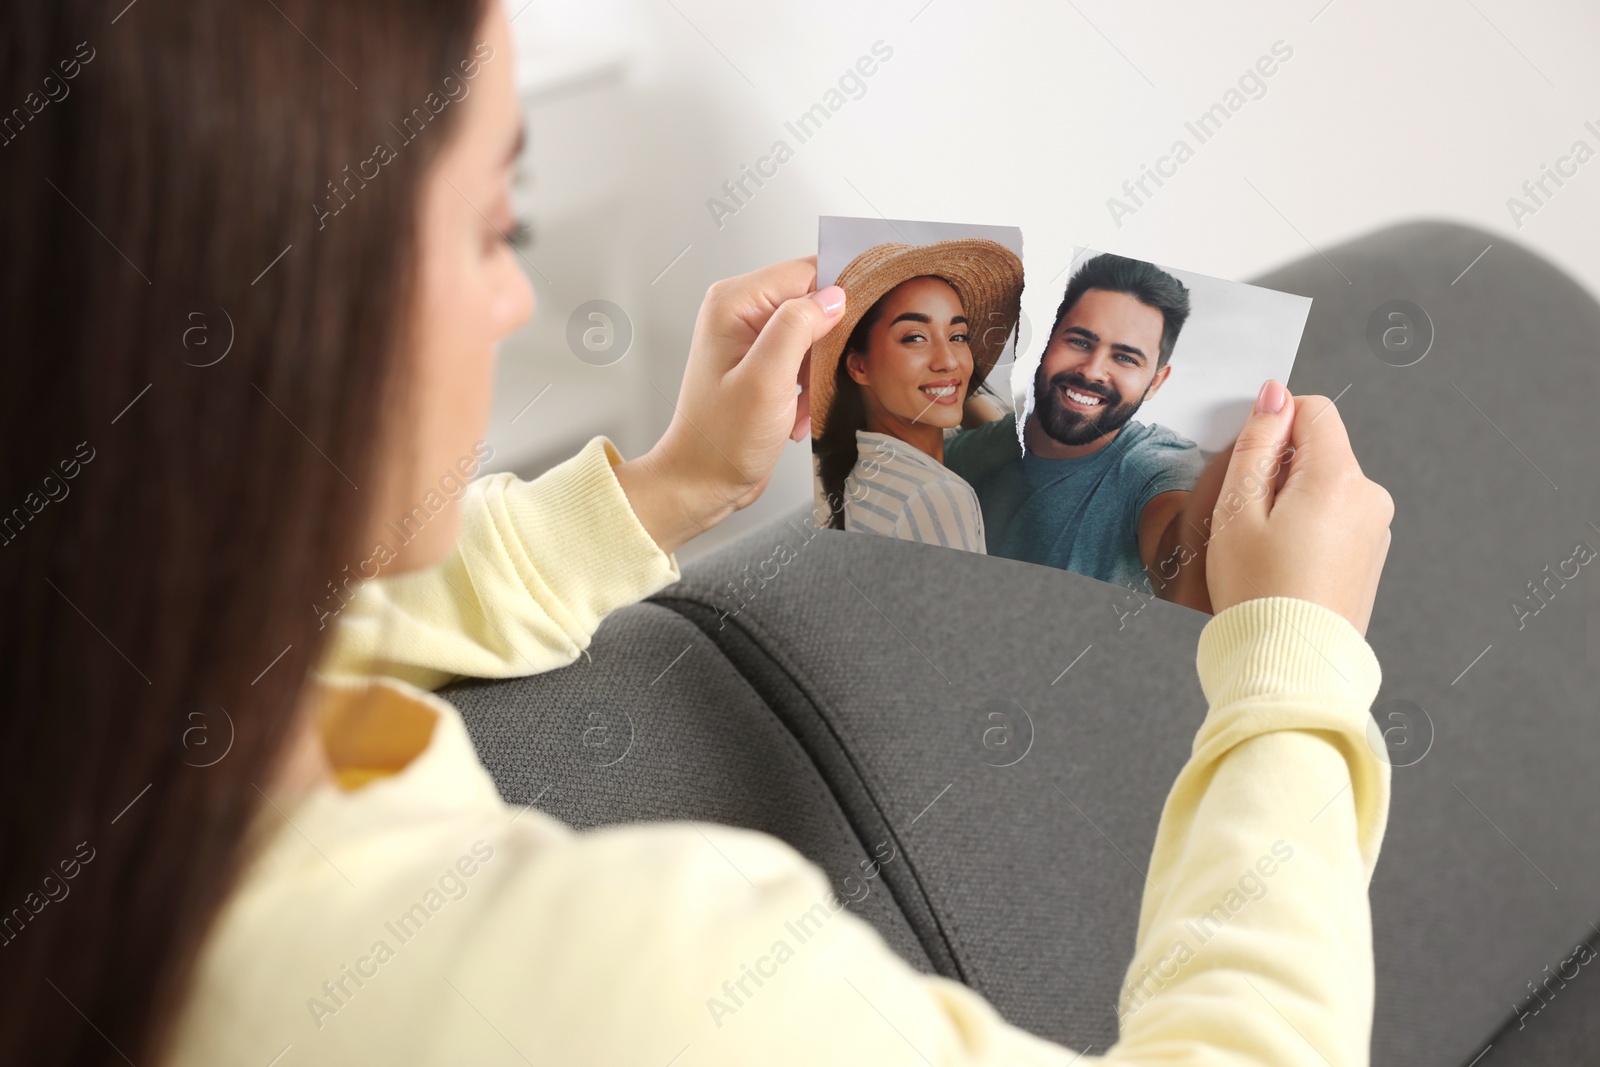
[
  {"x1": 1, "y1": 1, "x2": 1395, "y2": 1064},
  {"x1": 811, "y1": 239, "x2": 1022, "y2": 550}
]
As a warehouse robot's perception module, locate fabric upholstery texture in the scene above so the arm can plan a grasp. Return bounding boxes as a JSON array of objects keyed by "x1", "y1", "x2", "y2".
[{"x1": 444, "y1": 220, "x2": 1600, "y2": 1066}]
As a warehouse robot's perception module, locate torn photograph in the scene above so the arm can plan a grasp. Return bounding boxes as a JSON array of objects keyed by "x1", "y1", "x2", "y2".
[
  {"x1": 810, "y1": 216, "x2": 1025, "y2": 553},
  {"x1": 812, "y1": 219, "x2": 1311, "y2": 615}
]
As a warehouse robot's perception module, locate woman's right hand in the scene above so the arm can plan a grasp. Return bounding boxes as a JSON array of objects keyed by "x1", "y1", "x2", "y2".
[
  {"x1": 1206, "y1": 380, "x2": 1394, "y2": 636},
  {"x1": 614, "y1": 258, "x2": 846, "y2": 555}
]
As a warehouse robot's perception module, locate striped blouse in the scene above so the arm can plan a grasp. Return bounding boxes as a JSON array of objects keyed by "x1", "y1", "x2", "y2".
[{"x1": 814, "y1": 430, "x2": 987, "y2": 554}]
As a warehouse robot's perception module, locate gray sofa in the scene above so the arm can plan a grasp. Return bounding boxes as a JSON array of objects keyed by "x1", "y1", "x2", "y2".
[{"x1": 444, "y1": 221, "x2": 1600, "y2": 1065}]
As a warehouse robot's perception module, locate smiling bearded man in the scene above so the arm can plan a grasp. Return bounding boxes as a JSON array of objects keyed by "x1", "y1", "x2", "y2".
[{"x1": 943, "y1": 253, "x2": 1212, "y2": 607}]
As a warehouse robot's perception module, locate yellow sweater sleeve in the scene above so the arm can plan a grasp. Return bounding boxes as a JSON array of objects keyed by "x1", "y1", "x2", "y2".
[
  {"x1": 317, "y1": 436, "x2": 682, "y2": 691},
  {"x1": 1102, "y1": 595, "x2": 1389, "y2": 1065}
]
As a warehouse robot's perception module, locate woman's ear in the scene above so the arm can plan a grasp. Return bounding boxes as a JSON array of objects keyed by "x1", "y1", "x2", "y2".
[{"x1": 845, "y1": 349, "x2": 870, "y2": 387}]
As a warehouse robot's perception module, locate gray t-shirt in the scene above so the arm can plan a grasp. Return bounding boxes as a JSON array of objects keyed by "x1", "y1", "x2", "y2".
[{"x1": 943, "y1": 413, "x2": 1202, "y2": 590}]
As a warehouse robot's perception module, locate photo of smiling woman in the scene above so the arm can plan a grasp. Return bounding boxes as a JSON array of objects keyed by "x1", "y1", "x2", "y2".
[{"x1": 811, "y1": 239, "x2": 1024, "y2": 552}]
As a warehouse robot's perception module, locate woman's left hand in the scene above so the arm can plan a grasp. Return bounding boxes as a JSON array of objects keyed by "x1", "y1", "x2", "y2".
[{"x1": 613, "y1": 257, "x2": 847, "y2": 554}]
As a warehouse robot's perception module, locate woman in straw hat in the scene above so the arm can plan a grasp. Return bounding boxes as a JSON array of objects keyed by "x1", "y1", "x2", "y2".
[{"x1": 812, "y1": 239, "x2": 1024, "y2": 551}]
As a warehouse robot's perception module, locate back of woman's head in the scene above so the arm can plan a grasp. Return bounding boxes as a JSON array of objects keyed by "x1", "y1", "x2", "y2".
[{"x1": 0, "y1": 1, "x2": 484, "y2": 1061}]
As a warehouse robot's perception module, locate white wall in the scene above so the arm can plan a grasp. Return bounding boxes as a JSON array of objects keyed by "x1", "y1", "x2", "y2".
[{"x1": 495, "y1": 0, "x2": 1600, "y2": 562}]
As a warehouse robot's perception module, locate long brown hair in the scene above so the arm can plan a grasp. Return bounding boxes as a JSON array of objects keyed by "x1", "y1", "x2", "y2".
[
  {"x1": 0, "y1": 1, "x2": 486, "y2": 1062},
  {"x1": 816, "y1": 302, "x2": 887, "y2": 530}
]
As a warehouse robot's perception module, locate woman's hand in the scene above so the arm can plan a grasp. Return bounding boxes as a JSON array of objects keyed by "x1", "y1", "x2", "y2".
[
  {"x1": 613, "y1": 258, "x2": 846, "y2": 555},
  {"x1": 1206, "y1": 380, "x2": 1394, "y2": 636}
]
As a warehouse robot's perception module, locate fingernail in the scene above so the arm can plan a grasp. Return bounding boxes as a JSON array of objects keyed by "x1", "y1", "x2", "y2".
[
  {"x1": 1255, "y1": 379, "x2": 1286, "y2": 415},
  {"x1": 810, "y1": 285, "x2": 846, "y2": 315}
]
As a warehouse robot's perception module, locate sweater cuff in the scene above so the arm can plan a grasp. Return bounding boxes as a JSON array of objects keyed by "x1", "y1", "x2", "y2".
[
  {"x1": 1194, "y1": 596, "x2": 1390, "y2": 873},
  {"x1": 1196, "y1": 596, "x2": 1381, "y2": 714},
  {"x1": 497, "y1": 436, "x2": 681, "y2": 623}
]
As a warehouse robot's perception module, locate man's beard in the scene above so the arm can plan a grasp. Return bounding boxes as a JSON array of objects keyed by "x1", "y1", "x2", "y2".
[{"x1": 1032, "y1": 364, "x2": 1149, "y2": 447}]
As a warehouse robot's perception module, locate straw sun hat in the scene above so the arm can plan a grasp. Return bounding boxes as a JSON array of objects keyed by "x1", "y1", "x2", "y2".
[{"x1": 810, "y1": 238, "x2": 1024, "y2": 439}]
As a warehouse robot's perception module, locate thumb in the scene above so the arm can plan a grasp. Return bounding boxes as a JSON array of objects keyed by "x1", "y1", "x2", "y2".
[
  {"x1": 1217, "y1": 379, "x2": 1294, "y2": 524},
  {"x1": 734, "y1": 285, "x2": 847, "y2": 389}
]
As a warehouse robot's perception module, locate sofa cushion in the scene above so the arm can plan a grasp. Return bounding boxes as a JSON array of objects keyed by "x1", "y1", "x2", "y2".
[{"x1": 446, "y1": 601, "x2": 933, "y2": 973}]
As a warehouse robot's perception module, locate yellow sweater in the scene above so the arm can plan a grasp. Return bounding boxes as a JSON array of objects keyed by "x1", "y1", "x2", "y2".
[{"x1": 166, "y1": 436, "x2": 1389, "y2": 1066}]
